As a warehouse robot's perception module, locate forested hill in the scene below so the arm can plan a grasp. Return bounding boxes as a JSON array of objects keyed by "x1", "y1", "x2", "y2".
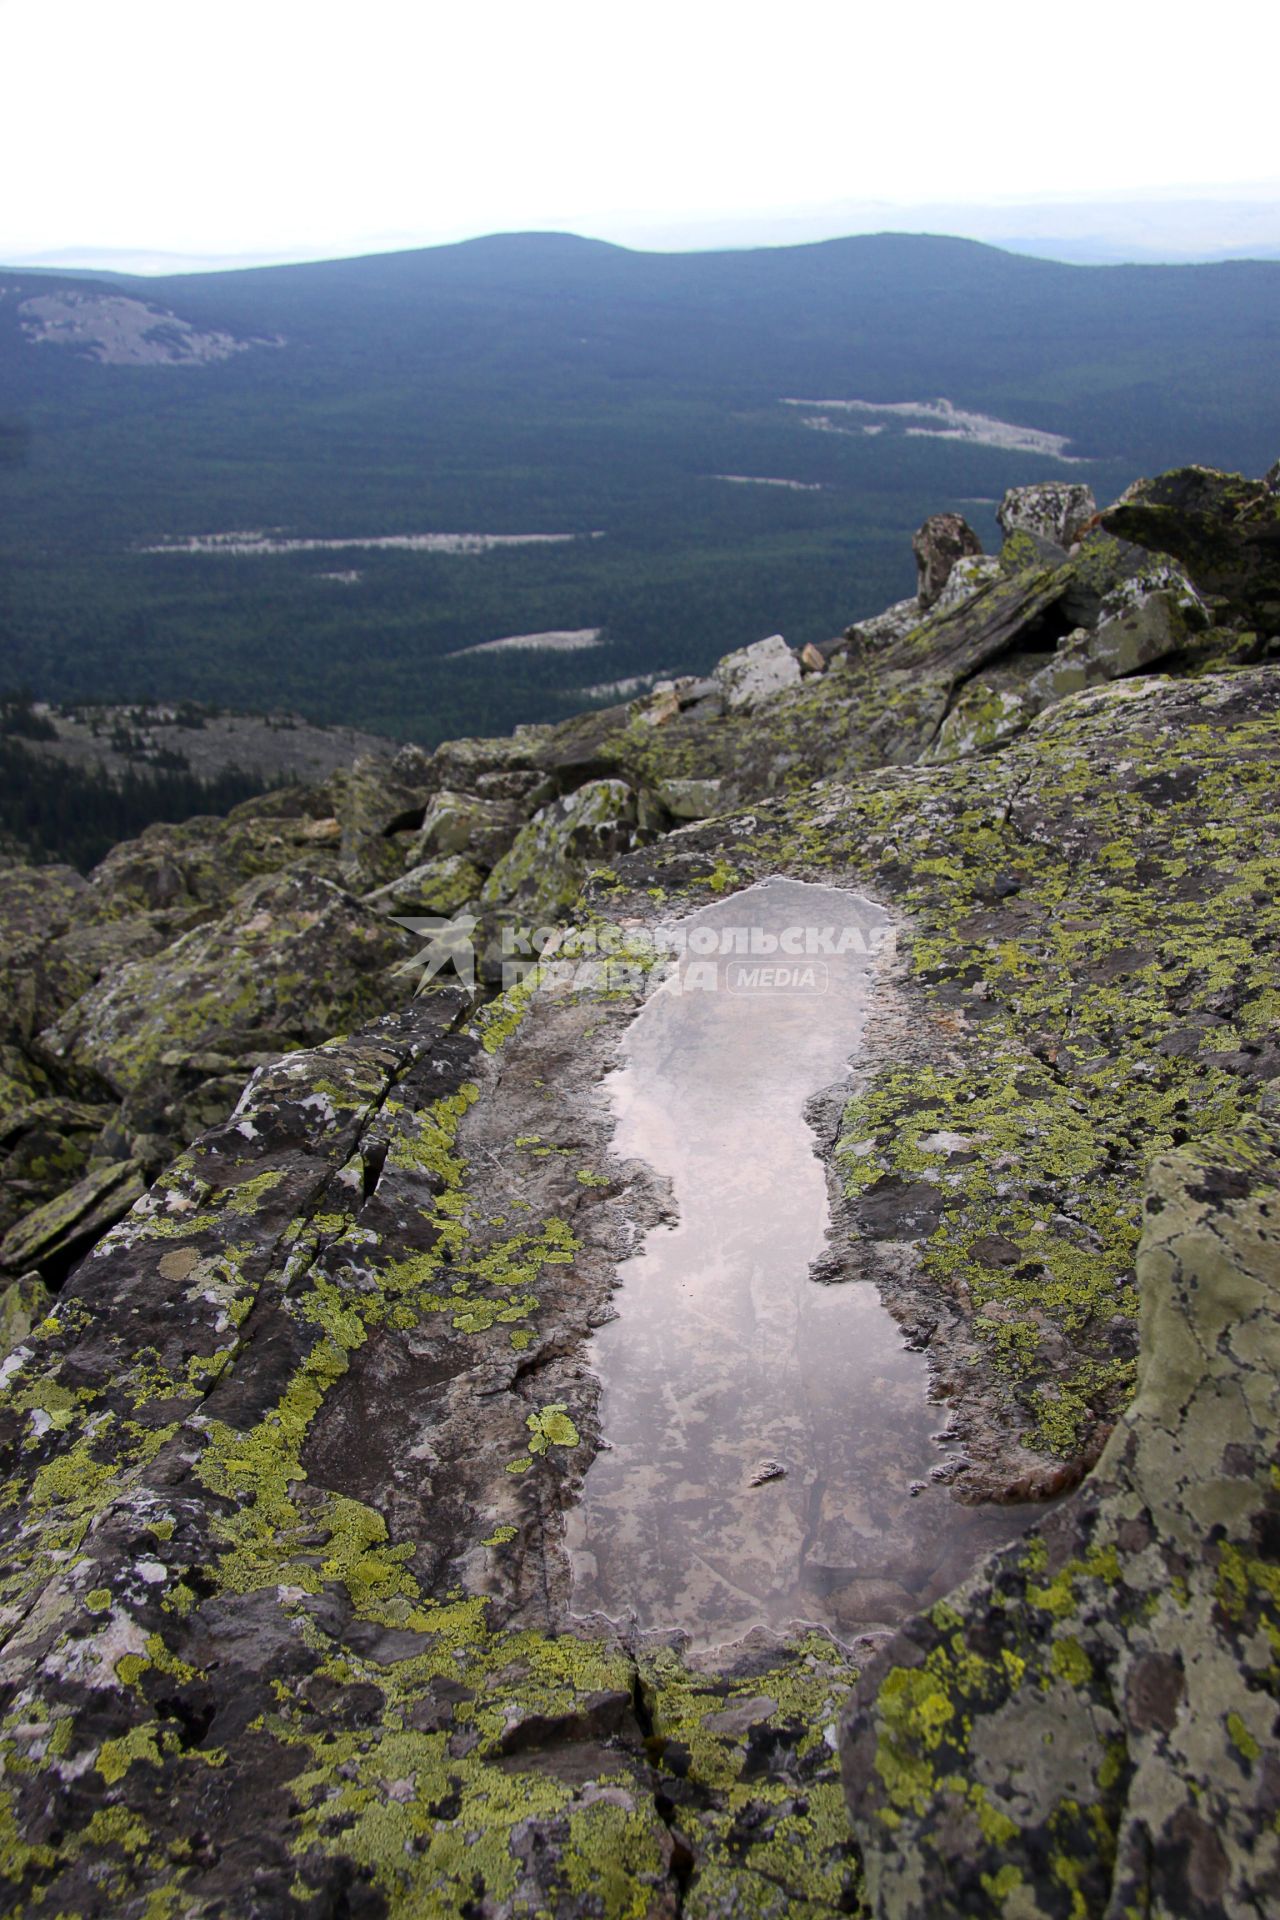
[{"x1": 1, "y1": 231, "x2": 1277, "y2": 741}]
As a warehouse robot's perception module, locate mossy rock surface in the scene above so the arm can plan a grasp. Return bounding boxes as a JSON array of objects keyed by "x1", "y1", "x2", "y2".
[
  {"x1": 840, "y1": 1103, "x2": 1280, "y2": 1918},
  {"x1": 604, "y1": 667, "x2": 1280, "y2": 1487},
  {"x1": 2, "y1": 466, "x2": 1278, "y2": 1915},
  {"x1": 43, "y1": 868, "x2": 414, "y2": 1106},
  {"x1": 0, "y1": 987, "x2": 863, "y2": 1917},
  {"x1": 1103, "y1": 464, "x2": 1280, "y2": 629}
]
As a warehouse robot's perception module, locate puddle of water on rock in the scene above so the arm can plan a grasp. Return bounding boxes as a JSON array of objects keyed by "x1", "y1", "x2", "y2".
[{"x1": 566, "y1": 878, "x2": 1031, "y2": 1652}]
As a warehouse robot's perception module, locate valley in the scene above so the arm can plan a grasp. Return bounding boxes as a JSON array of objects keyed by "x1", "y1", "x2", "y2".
[{"x1": 2, "y1": 231, "x2": 1277, "y2": 745}]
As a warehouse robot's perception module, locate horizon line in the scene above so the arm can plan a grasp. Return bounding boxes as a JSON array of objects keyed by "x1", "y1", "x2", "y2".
[{"x1": 5, "y1": 219, "x2": 1280, "y2": 283}]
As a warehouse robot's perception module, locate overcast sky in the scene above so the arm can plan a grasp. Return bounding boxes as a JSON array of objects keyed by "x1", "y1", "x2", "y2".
[{"x1": 2, "y1": 0, "x2": 1276, "y2": 264}]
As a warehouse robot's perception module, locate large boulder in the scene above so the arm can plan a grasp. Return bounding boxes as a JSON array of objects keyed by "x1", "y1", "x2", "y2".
[
  {"x1": 481, "y1": 778, "x2": 639, "y2": 925},
  {"x1": 1102, "y1": 462, "x2": 1280, "y2": 630},
  {"x1": 923, "y1": 560, "x2": 1206, "y2": 764},
  {"x1": 845, "y1": 596, "x2": 924, "y2": 651},
  {"x1": 879, "y1": 560, "x2": 1072, "y2": 680},
  {"x1": 715, "y1": 633, "x2": 802, "y2": 709},
  {"x1": 364, "y1": 852, "x2": 484, "y2": 917},
  {"x1": 0, "y1": 1096, "x2": 113, "y2": 1241},
  {"x1": 1028, "y1": 583, "x2": 1206, "y2": 711},
  {"x1": 922, "y1": 675, "x2": 1038, "y2": 763},
  {"x1": 41, "y1": 868, "x2": 414, "y2": 1126},
  {"x1": 0, "y1": 1157, "x2": 147, "y2": 1287},
  {"x1": 998, "y1": 481, "x2": 1097, "y2": 549},
  {"x1": 422, "y1": 727, "x2": 552, "y2": 795},
  {"x1": 657, "y1": 775, "x2": 725, "y2": 821},
  {"x1": 418, "y1": 789, "x2": 523, "y2": 868},
  {"x1": 325, "y1": 750, "x2": 434, "y2": 888},
  {"x1": 912, "y1": 513, "x2": 984, "y2": 609}
]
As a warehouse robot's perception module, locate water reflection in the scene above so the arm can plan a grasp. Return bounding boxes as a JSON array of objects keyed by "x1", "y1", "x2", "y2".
[{"x1": 567, "y1": 879, "x2": 1027, "y2": 1650}]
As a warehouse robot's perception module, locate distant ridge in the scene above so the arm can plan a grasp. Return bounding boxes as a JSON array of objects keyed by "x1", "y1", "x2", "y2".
[{"x1": 7, "y1": 183, "x2": 1280, "y2": 272}]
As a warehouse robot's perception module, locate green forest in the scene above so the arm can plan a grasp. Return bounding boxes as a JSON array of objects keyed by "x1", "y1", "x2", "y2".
[
  {"x1": 0, "y1": 692, "x2": 286, "y2": 869},
  {"x1": 1, "y1": 231, "x2": 1278, "y2": 747}
]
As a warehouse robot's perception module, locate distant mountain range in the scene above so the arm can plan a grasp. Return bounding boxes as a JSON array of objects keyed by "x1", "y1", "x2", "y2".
[
  {"x1": 9, "y1": 191, "x2": 1280, "y2": 272},
  {"x1": 1, "y1": 230, "x2": 1277, "y2": 742}
]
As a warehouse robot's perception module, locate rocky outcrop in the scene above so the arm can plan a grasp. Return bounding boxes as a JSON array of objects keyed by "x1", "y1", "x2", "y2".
[
  {"x1": 930, "y1": 551, "x2": 1000, "y2": 613},
  {"x1": 840, "y1": 1102, "x2": 1280, "y2": 1918},
  {"x1": 0, "y1": 968, "x2": 863, "y2": 1916},
  {"x1": 480, "y1": 778, "x2": 640, "y2": 920},
  {"x1": 0, "y1": 463, "x2": 1277, "y2": 1915},
  {"x1": 1102, "y1": 462, "x2": 1280, "y2": 630},
  {"x1": 911, "y1": 513, "x2": 984, "y2": 609},
  {"x1": 998, "y1": 480, "x2": 1097, "y2": 549},
  {"x1": 43, "y1": 870, "x2": 412, "y2": 1111}
]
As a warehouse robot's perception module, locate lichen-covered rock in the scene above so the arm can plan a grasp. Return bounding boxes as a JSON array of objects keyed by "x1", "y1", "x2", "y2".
[
  {"x1": 1, "y1": 460, "x2": 1277, "y2": 1917},
  {"x1": 424, "y1": 727, "x2": 552, "y2": 795},
  {"x1": 930, "y1": 552, "x2": 1000, "y2": 614},
  {"x1": 0, "y1": 1157, "x2": 146, "y2": 1287},
  {"x1": 86, "y1": 797, "x2": 317, "y2": 914},
  {"x1": 42, "y1": 868, "x2": 414, "y2": 1127},
  {"x1": 0, "y1": 1098, "x2": 113, "y2": 1241},
  {"x1": 716, "y1": 633, "x2": 802, "y2": 709},
  {"x1": 880, "y1": 560, "x2": 1072, "y2": 682},
  {"x1": 0, "y1": 863, "x2": 120, "y2": 1048},
  {"x1": 0, "y1": 970, "x2": 867, "y2": 1917},
  {"x1": 658, "y1": 775, "x2": 725, "y2": 820},
  {"x1": 1094, "y1": 552, "x2": 1207, "y2": 628},
  {"x1": 81, "y1": 751, "x2": 430, "y2": 918},
  {"x1": 364, "y1": 852, "x2": 484, "y2": 916},
  {"x1": 839, "y1": 1102, "x2": 1280, "y2": 1919},
  {"x1": 845, "y1": 597, "x2": 923, "y2": 651},
  {"x1": 499, "y1": 530, "x2": 1223, "y2": 817},
  {"x1": 419, "y1": 789, "x2": 522, "y2": 868},
  {"x1": 480, "y1": 778, "x2": 639, "y2": 923},
  {"x1": 0, "y1": 863, "x2": 97, "y2": 970},
  {"x1": 1027, "y1": 585, "x2": 1201, "y2": 710},
  {"x1": 915, "y1": 554, "x2": 1208, "y2": 766},
  {"x1": 608, "y1": 666, "x2": 1280, "y2": 1491},
  {"x1": 0, "y1": 1271, "x2": 50, "y2": 1363},
  {"x1": 1102, "y1": 463, "x2": 1280, "y2": 629},
  {"x1": 998, "y1": 481, "x2": 1097, "y2": 548},
  {"x1": 922, "y1": 676, "x2": 1035, "y2": 762},
  {"x1": 911, "y1": 513, "x2": 984, "y2": 609}
]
